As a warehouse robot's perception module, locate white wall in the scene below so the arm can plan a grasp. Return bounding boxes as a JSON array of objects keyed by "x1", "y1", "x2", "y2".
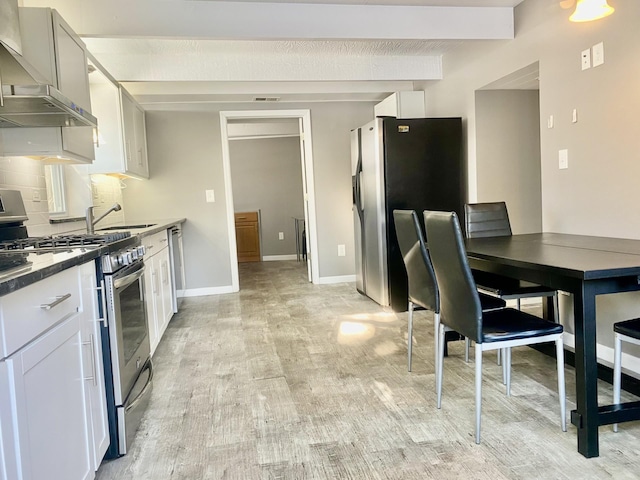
[{"x1": 416, "y1": 0, "x2": 640, "y2": 370}]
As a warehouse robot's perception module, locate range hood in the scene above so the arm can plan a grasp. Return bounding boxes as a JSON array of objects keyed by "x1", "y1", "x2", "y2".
[{"x1": 0, "y1": 2, "x2": 97, "y2": 128}]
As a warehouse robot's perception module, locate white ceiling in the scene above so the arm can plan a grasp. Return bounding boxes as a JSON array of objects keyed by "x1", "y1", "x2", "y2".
[{"x1": 23, "y1": 0, "x2": 527, "y2": 107}]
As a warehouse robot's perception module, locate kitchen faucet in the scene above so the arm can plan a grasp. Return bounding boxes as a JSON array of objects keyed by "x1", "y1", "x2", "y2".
[{"x1": 86, "y1": 203, "x2": 122, "y2": 234}]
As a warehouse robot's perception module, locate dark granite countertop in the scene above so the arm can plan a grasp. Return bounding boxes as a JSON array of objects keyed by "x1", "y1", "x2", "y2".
[
  {"x1": 0, "y1": 218, "x2": 186, "y2": 297},
  {"x1": 0, "y1": 246, "x2": 104, "y2": 297}
]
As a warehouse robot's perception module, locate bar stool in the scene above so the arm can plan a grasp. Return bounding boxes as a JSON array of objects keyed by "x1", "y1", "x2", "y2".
[{"x1": 613, "y1": 318, "x2": 640, "y2": 432}]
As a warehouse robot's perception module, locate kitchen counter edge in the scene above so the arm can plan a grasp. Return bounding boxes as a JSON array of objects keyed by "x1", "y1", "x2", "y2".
[{"x1": 0, "y1": 219, "x2": 186, "y2": 297}]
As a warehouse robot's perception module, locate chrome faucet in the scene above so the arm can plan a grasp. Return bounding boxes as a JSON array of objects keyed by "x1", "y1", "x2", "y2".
[{"x1": 86, "y1": 203, "x2": 122, "y2": 234}]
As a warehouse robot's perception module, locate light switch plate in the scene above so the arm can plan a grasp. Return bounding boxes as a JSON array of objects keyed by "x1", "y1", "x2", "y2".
[
  {"x1": 278, "y1": 232, "x2": 284, "y2": 240},
  {"x1": 338, "y1": 244, "x2": 346, "y2": 257},
  {"x1": 559, "y1": 149, "x2": 569, "y2": 169},
  {"x1": 205, "y1": 189, "x2": 215, "y2": 202},
  {"x1": 592, "y1": 42, "x2": 604, "y2": 67}
]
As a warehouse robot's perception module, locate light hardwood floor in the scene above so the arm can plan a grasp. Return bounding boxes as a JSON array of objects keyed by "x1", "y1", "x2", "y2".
[{"x1": 96, "y1": 261, "x2": 640, "y2": 479}]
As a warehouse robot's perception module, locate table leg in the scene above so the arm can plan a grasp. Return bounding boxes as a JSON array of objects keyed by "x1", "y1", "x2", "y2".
[{"x1": 571, "y1": 282, "x2": 600, "y2": 457}]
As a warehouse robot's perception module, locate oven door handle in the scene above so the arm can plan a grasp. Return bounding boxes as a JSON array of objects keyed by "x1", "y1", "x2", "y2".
[
  {"x1": 125, "y1": 361, "x2": 153, "y2": 413},
  {"x1": 113, "y1": 266, "x2": 145, "y2": 290}
]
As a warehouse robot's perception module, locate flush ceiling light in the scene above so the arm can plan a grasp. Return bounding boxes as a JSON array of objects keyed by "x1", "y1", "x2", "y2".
[{"x1": 569, "y1": 0, "x2": 615, "y2": 22}]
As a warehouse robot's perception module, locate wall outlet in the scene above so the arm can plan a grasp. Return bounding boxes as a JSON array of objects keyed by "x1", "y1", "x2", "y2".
[
  {"x1": 32, "y1": 190, "x2": 41, "y2": 202},
  {"x1": 592, "y1": 42, "x2": 604, "y2": 67},
  {"x1": 205, "y1": 189, "x2": 215, "y2": 202},
  {"x1": 278, "y1": 232, "x2": 284, "y2": 240},
  {"x1": 581, "y1": 49, "x2": 591, "y2": 70},
  {"x1": 338, "y1": 244, "x2": 346, "y2": 256},
  {"x1": 547, "y1": 115, "x2": 554, "y2": 129},
  {"x1": 559, "y1": 149, "x2": 569, "y2": 169}
]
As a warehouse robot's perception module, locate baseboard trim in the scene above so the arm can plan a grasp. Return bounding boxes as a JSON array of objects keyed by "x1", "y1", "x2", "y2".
[
  {"x1": 181, "y1": 286, "x2": 235, "y2": 297},
  {"x1": 317, "y1": 275, "x2": 356, "y2": 285},
  {"x1": 262, "y1": 255, "x2": 299, "y2": 261}
]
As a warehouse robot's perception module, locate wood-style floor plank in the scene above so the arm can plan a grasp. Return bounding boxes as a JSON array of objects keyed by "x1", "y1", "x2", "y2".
[{"x1": 96, "y1": 261, "x2": 640, "y2": 479}]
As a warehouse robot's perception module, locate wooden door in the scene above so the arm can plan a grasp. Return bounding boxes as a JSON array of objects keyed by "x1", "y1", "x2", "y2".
[{"x1": 235, "y1": 212, "x2": 261, "y2": 263}]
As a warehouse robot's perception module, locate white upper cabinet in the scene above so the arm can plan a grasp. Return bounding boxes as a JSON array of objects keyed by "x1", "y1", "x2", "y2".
[
  {"x1": 121, "y1": 88, "x2": 149, "y2": 178},
  {"x1": 87, "y1": 56, "x2": 149, "y2": 178},
  {"x1": 1, "y1": 8, "x2": 94, "y2": 163}
]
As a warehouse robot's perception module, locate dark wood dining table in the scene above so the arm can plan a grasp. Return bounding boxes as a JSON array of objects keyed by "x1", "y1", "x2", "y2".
[{"x1": 465, "y1": 233, "x2": 640, "y2": 458}]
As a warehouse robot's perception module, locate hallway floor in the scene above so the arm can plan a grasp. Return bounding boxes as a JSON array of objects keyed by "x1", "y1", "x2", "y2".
[{"x1": 96, "y1": 261, "x2": 640, "y2": 479}]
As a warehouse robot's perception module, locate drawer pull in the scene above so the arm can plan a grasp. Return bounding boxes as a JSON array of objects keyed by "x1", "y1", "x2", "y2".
[
  {"x1": 83, "y1": 334, "x2": 98, "y2": 386},
  {"x1": 40, "y1": 293, "x2": 72, "y2": 311}
]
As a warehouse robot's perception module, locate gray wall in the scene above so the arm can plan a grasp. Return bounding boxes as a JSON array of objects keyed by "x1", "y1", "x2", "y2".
[
  {"x1": 122, "y1": 102, "x2": 374, "y2": 290},
  {"x1": 229, "y1": 136, "x2": 304, "y2": 257},
  {"x1": 475, "y1": 89, "x2": 542, "y2": 234},
  {"x1": 416, "y1": 0, "x2": 640, "y2": 367}
]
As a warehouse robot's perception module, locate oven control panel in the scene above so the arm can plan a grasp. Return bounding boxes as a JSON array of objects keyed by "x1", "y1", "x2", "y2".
[{"x1": 102, "y1": 245, "x2": 145, "y2": 274}]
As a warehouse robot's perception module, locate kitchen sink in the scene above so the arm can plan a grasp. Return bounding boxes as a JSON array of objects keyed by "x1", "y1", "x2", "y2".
[{"x1": 99, "y1": 224, "x2": 157, "y2": 231}]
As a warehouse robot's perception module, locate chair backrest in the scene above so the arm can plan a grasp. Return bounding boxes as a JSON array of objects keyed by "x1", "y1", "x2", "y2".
[
  {"x1": 424, "y1": 210, "x2": 483, "y2": 343},
  {"x1": 392, "y1": 210, "x2": 439, "y2": 313},
  {"x1": 464, "y1": 202, "x2": 512, "y2": 239}
]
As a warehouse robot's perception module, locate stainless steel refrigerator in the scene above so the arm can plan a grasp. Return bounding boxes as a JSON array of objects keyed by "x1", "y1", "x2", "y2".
[{"x1": 351, "y1": 117, "x2": 465, "y2": 311}]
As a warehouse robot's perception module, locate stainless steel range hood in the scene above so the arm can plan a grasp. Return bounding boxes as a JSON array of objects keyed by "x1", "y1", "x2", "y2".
[{"x1": 0, "y1": 1, "x2": 97, "y2": 128}]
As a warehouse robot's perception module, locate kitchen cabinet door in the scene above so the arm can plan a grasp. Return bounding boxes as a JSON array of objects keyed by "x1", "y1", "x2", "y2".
[
  {"x1": 158, "y1": 247, "x2": 174, "y2": 338},
  {"x1": 235, "y1": 212, "x2": 261, "y2": 262},
  {"x1": 144, "y1": 256, "x2": 160, "y2": 355},
  {"x1": 4, "y1": 314, "x2": 93, "y2": 480},
  {"x1": 79, "y1": 262, "x2": 109, "y2": 471},
  {"x1": 121, "y1": 89, "x2": 150, "y2": 179}
]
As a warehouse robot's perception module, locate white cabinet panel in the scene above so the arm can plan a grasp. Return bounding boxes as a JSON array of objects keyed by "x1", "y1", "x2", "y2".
[
  {"x1": 79, "y1": 262, "x2": 109, "y2": 471},
  {"x1": 143, "y1": 230, "x2": 172, "y2": 355},
  {"x1": 5, "y1": 314, "x2": 92, "y2": 480}
]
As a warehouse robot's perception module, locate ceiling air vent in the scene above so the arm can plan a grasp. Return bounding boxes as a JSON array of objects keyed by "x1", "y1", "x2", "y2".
[{"x1": 253, "y1": 97, "x2": 280, "y2": 102}]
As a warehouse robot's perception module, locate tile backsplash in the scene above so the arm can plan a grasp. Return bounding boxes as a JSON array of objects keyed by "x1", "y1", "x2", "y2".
[{"x1": 0, "y1": 156, "x2": 125, "y2": 237}]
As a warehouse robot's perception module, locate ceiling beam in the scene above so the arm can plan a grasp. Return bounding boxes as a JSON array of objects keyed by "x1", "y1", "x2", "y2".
[{"x1": 22, "y1": 0, "x2": 514, "y2": 41}]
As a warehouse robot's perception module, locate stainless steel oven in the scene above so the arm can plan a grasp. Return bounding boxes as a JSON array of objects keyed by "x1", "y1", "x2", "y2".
[{"x1": 100, "y1": 242, "x2": 153, "y2": 457}]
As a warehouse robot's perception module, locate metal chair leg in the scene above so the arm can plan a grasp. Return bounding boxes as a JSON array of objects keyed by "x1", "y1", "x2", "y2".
[
  {"x1": 505, "y1": 348, "x2": 512, "y2": 396},
  {"x1": 465, "y1": 337, "x2": 470, "y2": 363},
  {"x1": 613, "y1": 333, "x2": 622, "y2": 432},
  {"x1": 475, "y1": 344, "x2": 483, "y2": 444},
  {"x1": 436, "y1": 323, "x2": 445, "y2": 409},
  {"x1": 408, "y1": 301, "x2": 414, "y2": 372},
  {"x1": 556, "y1": 337, "x2": 566, "y2": 432},
  {"x1": 553, "y1": 292, "x2": 560, "y2": 323},
  {"x1": 434, "y1": 311, "x2": 440, "y2": 372}
]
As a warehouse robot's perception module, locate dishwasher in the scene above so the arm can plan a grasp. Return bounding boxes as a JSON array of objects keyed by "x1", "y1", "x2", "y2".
[{"x1": 169, "y1": 224, "x2": 186, "y2": 312}]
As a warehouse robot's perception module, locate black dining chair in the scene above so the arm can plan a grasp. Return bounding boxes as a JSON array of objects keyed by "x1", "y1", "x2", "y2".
[
  {"x1": 393, "y1": 210, "x2": 505, "y2": 375},
  {"x1": 612, "y1": 318, "x2": 640, "y2": 432},
  {"x1": 464, "y1": 202, "x2": 559, "y2": 320},
  {"x1": 424, "y1": 209, "x2": 566, "y2": 444}
]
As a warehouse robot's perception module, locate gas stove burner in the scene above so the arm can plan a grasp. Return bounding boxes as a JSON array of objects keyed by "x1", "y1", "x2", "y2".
[{"x1": 0, "y1": 231, "x2": 131, "y2": 251}]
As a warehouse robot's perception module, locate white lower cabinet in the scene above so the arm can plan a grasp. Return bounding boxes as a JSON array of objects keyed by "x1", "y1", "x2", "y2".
[
  {"x1": 143, "y1": 230, "x2": 173, "y2": 355},
  {"x1": 79, "y1": 262, "x2": 109, "y2": 471},
  {"x1": 0, "y1": 262, "x2": 108, "y2": 480}
]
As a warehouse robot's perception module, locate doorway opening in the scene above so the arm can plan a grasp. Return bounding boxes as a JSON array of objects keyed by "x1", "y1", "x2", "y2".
[
  {"x1": 220, "y1": 110, "x2": 319, "y2": 291},
  {"x1": 474, "y1": 62, "x2": 542, "y2": 234}
]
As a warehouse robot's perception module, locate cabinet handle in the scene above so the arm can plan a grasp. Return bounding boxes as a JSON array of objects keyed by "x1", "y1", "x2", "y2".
[
  {"x1": 237, "y1": 216, "x2": 247, "y2": 220},
  {"x1": 0, "y1": 69, "x2": 4, "y2": 107},
  {"x1": 83, "y1": 334, "x2": 98, "y2": 386},
  {"x1": 98, "y1": 281, "x2": 108, "y2": 327},
  {"x1": 40, "y1": 293, "x2": 72, "y2": 310},
  {"x1": 162, "y1": 262, "x2": 168, "y2": 285},
  {"x1": 152, "y1": 270, "x2": 158, "y2": 294}
]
